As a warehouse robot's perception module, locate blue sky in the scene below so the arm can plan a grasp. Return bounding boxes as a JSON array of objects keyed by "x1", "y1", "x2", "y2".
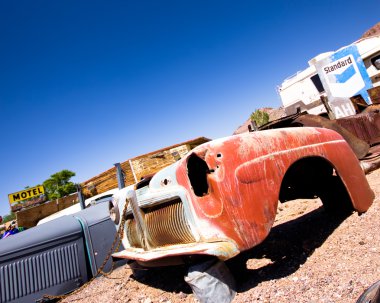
[{"x1": 0, "y1": 0, "x2": 378, "y2": 217}]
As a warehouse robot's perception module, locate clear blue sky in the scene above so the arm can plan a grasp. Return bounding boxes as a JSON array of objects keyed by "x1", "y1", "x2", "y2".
[{"x1": 0, "y1": 0, "x2": 378, "y2": 217}]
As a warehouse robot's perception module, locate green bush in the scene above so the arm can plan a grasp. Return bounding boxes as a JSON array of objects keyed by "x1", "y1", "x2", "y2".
[{"x1": 250, "y1": 110, "x2": 269, "y2": 127}]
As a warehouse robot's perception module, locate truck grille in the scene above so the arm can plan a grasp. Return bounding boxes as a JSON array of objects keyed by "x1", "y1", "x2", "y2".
[
  {"x1": 126, "y1": 200, "x2": 195, "y2": 249},
  {"x1": 0, "y1": 244, "x2": 81, "y2": 303}
]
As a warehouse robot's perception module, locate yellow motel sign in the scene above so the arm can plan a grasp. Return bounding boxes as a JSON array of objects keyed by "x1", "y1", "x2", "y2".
[{"x1": 8, "y1": 185, "x2": 45, "y2": 206}]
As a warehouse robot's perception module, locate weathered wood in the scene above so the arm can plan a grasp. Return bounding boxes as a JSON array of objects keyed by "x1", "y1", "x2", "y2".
[{"x1": 80, "y1": 137, "x2": 210, "y2": 198}]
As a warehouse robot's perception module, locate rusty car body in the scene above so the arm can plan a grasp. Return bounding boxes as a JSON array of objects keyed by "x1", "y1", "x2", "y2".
[{"x1": 110, "y1": 127, "x2": 374, "y2": 265}]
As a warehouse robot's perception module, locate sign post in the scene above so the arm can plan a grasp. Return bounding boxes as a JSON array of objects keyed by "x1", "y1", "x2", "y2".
[{"x1": 8, "y1": 185, "x2": 46, "y2": 212}]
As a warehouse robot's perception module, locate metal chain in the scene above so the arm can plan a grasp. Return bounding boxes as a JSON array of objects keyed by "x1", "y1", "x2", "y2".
[{"x1": 41, "y1": 200, "x2": 129, "y2": 302}]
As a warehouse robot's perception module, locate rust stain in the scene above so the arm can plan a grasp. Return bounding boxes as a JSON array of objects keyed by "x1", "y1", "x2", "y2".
[{"x1": 336, "y1": 111, "x2": 380, "y2": 146}]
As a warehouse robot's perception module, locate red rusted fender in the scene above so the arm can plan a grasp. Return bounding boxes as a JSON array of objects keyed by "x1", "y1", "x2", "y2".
[{"x1": 176, "y1": 127, "x2": 374, "y2": 252}]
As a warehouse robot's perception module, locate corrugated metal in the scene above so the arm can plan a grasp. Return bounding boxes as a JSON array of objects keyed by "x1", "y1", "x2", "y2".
[
  {"x1": 0, "y1": 244, "x2": 80, "y2": 303},
  {"x1": 337, "y1": 111, "x2": 380, "y2": 145}
]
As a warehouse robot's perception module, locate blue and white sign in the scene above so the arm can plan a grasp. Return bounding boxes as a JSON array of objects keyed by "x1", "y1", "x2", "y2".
[{"x1": 315, "y1": 45, "x2": 373, "y2": 118}]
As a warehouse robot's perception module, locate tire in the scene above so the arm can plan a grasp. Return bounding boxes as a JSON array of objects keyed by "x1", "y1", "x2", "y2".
[{"x1": 128, "y1": 261, "x2": 148, "y2": 279}]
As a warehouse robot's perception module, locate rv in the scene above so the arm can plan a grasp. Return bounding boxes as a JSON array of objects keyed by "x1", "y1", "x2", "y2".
[{"x1": 278, "y1": 35, "x2": 380, "y2": 118}]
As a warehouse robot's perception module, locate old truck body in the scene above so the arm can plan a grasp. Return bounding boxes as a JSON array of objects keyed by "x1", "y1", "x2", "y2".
[
  {"x1": 0, "y1": 203, "x2": 124, "y2": 303},
  {"x1": 110, "y1": 127, "x2": 374, "y2": 264}
]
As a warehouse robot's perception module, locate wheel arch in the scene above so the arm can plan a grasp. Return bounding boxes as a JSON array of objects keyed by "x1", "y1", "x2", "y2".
[{"x1": 278, "y1": 155, "x2": 354, "y2": 212}]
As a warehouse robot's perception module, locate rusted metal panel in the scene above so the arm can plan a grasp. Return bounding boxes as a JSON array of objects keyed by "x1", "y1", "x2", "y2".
[
  {"x1": 360, "y1": 144, "x2": 380, "y2": 174},
  {"x1": 368, "y1": 86, "x2": 380, "y2": 104},
  {"x1": 350, "y1": 94, "x2": 369, "y2": 114},
  {"x1": 293, "y1": 114, "x2": 370, "y2": 159},
  {"x1": 336, "y1": 111, "x2": 380, "y2": 146},
  {"x1": 112, "y1": 128, "x2": 374, "y2": 263},
  {"x1": 258, "y1": 113, "x2": 371, "y2": 159}
]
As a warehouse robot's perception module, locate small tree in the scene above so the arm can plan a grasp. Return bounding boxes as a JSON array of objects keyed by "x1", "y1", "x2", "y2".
[
  {"x1": 2, "y1": 212, "x2": 16, "y2": 223},
  {"x1": 250, "y1": 109, "x2": 269, "y2": 127},
  {"x1": 43, "y1": 170, "x2": 76, "y2": 201}
]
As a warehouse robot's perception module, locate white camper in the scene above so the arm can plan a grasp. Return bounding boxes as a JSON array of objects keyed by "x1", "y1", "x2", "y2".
[{"x1": 278, "y1": 35, "x2": 380, "y2": 117}]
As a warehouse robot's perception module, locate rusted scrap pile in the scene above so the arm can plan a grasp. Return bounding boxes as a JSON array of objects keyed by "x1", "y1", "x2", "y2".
[
  {"x1": 259, "y1": 87, "x2": 380, "y2": 173},
  {"x1": 337, "y1": 109, "x2": 380, "y2": 173}
]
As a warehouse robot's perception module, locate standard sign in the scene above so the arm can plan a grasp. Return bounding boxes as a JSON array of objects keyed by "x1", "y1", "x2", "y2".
[
  {"x1": 8, "y1": 185, "x2": 45, "y2": 205},
  {"x1": 314, "y1": 45, "x2": 373, "y2": 118}
]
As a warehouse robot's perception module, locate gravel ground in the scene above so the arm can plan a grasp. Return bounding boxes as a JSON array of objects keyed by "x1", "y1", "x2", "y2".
[{"x1": 62, "y1": 168, "x2": 380, "y2": 303}]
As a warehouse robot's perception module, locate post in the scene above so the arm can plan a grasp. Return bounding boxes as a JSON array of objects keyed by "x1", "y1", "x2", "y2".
[
  {"x1": 76, "y1": 184, "x2": 86, "y2": 210},
  {"x1": 320, "y1": 96, "x2": 336, "y2": 120},
  {"x1": 250, "y1": 120, "x2": 258, "y2": 132},
  {"x1": 114, "y1": 163, "x2": 126, "y2": 189},
  {"x1": 129, "y1": 160, "x2": 138, "y2": 183}
]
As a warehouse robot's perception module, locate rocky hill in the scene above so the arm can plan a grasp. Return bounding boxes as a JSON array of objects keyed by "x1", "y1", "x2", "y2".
[{"x1": 362, "y1": 21, "x2": 380, "y2": 38}]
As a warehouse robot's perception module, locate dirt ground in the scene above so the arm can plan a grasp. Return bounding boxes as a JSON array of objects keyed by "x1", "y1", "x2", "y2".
[{"x1": 62, "y1": 168, "x2": 380, "y2": 303}]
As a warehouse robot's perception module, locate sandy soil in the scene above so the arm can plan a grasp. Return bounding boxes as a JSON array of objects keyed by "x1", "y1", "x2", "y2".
[{"x1": 61, "y1": 168, "x2": 380, "y2": 303}]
